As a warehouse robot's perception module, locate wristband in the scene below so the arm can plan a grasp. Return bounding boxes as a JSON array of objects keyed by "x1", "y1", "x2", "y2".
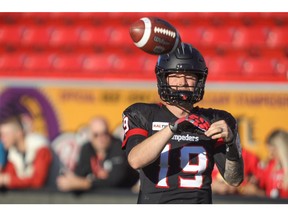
[
  {"x1": 226, "y1": 133, "x2": 242, "y2": 161},
  {"x1": 168, "y1": 122, "x2": 177, "y2": 133}
]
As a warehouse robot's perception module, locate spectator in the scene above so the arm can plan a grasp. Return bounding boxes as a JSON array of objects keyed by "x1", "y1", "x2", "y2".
[
  {"x1": 212, "y1": 147, "x2": 265, "y2": 197},
  {"x1": 0, "y1": 141, "x2": 8, "y2": 171},
  {"x1": 214, "y1": 129, "x2": 288, "y2": 198},
  {"x1": 211, "y1": 164, "x2": 238, "y2": 195},
  {"x1": 237, "y1": 148, "x2": 265, "y2": 197},
  {"x1": 0, "y1": 116, "x2": 52, "y2": 189},
  {"x1": 56, "y1": 116, "x2": 138, "y2": 192},
  {"x1": 258, "y1": 129, "x2": 288, "y2": 199}
]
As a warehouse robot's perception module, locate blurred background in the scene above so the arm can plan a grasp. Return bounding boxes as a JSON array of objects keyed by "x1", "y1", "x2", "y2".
[{"x1": 0, "y1": 12, "x2": 287, "y2": 203}]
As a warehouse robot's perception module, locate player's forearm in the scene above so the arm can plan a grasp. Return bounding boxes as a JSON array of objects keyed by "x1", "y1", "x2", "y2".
[
  {"x1": 128, "y1": 126, "x2": 173, "y2": 170},
  {"x1": 224, "y1": 158, "x2": 244, "y2": 187},
  {"x1": 222, "y1": 131, "x2": 243, "y2": 186}
]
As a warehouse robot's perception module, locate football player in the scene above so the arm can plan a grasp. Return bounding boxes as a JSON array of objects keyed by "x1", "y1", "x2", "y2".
[{"x1": 122, "y1": 43, "x2": 244, "y2": 204}]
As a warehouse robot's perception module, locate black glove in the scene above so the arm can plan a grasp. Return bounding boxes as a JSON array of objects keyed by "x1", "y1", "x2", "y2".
[{"x1": 169, "y1": 114, "x2": 210, "y2": 134}]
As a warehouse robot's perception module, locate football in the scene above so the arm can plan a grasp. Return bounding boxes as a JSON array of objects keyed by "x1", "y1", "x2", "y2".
[{"x1": 129, "y1": 17, "x2": 181, "y2": 55}]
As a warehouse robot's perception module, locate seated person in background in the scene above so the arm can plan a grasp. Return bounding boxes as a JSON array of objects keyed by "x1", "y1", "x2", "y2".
[
  {"x1": 258, "y1": 129, "x2": 288, "y2": 199},
  {"x1": 236, "y1": 148, "x2": 265, "y2": 197},
  {"x1": 0, "y1": 116, "x2": 52, "y2": 189},
  {"x1": 211, "y1": 164, "x2": 238, "y2": 195},
  {"x1": 56, "y1": 116, "x2": 138, "y2": 192},
  {"x1": 212, "y1": 147, "x2": 265, "y2": 197},
  {"x1": 0, "y1": 140, "x2": 8, "y2": 171}
]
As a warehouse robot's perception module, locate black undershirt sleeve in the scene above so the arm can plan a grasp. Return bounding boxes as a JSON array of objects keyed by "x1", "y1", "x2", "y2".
[
  {"x1": 213, "y1": 144, "x2": 227, "y2": 178},
  {"x1": 212, "y1": 109, "x2": 242, "y2": 177}
]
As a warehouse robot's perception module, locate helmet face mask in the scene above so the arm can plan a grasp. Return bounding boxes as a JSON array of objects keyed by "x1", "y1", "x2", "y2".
[{"x1": 155, "y1": 43, "x2": 208, "y2": 107}]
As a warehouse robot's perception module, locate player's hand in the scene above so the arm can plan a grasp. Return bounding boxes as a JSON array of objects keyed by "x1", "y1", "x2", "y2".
[
  {"x1": 169, "y1": 114, "x2": 210, "y2": 134},
  {"x1": 0, "y1": 173, "x2": 10, "y2": 186},
  {"x1": 204, "y1": 120, "x2": 233, "y2": 142},
  {"x1": 56, "y1": 172, "x2": 75, "y2": 192}
]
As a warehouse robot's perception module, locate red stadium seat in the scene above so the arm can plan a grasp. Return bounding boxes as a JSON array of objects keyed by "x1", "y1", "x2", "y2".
[
  {"x1": 0, "y1": 53, "x2": 24, "y2": 70},
  {"x1": 0, "y1": 12, "x2": 286, "y2": 82},
  {"x1": 200, "y1": 27, "x2": 235, "y2": 49},
  {"x1": 22, "y1": 53, "x2": 55, "y2": 71},
  {"x1": 165, "y1": 13, "x2": 204, "y2": 24},
  {"x1": 111, "y1": 55, "x2": 142, "y2": 73},
  {"x1": 49, "y1": 27, "x2": 81, "y2": 47},
  {"x1": 106, "y1": 12, "x2": 142, "y2": 24},
  {"x1": 48, "y1": 12, "x2": 80, "y2": 22},
  {"x1": 81, "y1": 53, "x2": 115, "y2": 73},
  {"x1": 78, "y1": 26, "x2": 110, "y2": 46},
  {"x1": 108, "y1": 54, "x2": 157, "y2": 79},
  {"x1": 177, "y1": 26, "x2": 203, "y2": 47},
  {"x1": 232, "y1": 27, "x2": 269, "y2": 49},
  {"x1": 21, "y1": 26, "x2": 52, "y2": 47},
  {"x1": 241, "y1": 58, "x2": 277, "y2": 77},
  {"x1": 0, "y1": 25, "x2": 24, "y2": 45},
  {"x1": 107, "y1": 26, "x2": 131, "y2": 47},
  {"x1": 230, "y1": 12, "x2": 273, "y2": 26},
  {"x1": 141, "y1": 55, "x2": 158, "y2": 72},
  {"x1": 0, "y1": 12, "x2": 23, "y2": 24},
  {"x1": 272, "y1": 12, "x2": 288, "y2": 25},
  {"x1": 77, "y1": 12, "x2": 109, "y2": 19},
  {"x1": 17, "y1": 12, "x2": 52, "y2": 25},
  {"x1": 266, "y1": 27, "x2": 288, "y2": 48},
  {"x1": 77, "y1": 12, "x2": 110, "y2": 24},
  {"x1": 206, "y1": 56, "x2": 244, "y2": 77},
  {"x1": 208, "y1": 12, "x2": 243, "y2": 26},
  {"x1": 52, "y1": 54, "x2": 84, "y2": 71},
  {"x1": 274, "y1": 57, "x2": 288, "y2": 78}
]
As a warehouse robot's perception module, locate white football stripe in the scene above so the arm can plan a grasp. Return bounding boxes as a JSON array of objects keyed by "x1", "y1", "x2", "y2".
[
  {"x1": 134, "y1": 17, "x2": 151, "y2": 48},
  {"x1": 154, "y1": 27, "x2": 176, "y2": 38}
]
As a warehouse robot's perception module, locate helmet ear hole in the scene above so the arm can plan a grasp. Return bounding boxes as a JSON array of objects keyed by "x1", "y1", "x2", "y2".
[{"x1": 155, "y1": 43, "x2": 208, "y2": 106}]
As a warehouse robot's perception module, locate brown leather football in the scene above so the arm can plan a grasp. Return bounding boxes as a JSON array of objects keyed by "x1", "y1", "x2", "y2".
[{"x1": 129, "y1": 17, "x2": 181, "y2": 55}]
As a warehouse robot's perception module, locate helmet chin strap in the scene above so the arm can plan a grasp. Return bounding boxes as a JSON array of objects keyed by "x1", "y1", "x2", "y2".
[
  {"x1": 165, "y1": 100, "x2": 194, "y2": 115},
  {"x1": 176, "y1": 103, "x2": 194, "y2": 114},
  {"x1": 165, "y1": 90, "x2": 195, "y2": 114}
]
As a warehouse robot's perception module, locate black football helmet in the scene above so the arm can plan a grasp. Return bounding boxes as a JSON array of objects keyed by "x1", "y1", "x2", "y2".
[{"x1": 155, "y1": 42, "x2": 208, "y2": 106}]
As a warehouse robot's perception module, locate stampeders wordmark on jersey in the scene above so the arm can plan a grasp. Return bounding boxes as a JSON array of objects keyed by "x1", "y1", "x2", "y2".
[{"x1": 152, "y1": 121, "x2": 200, "y2": 142}]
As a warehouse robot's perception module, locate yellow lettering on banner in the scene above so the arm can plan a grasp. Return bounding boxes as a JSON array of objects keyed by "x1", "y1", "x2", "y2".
[{"x1": 0, "y1": 86, "x2": 287, "y2": 160}]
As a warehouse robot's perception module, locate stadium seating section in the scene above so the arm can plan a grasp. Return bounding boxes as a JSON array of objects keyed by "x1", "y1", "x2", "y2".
[{"x1": 0, "y1": 12, "x2": 287, "y2": 82}]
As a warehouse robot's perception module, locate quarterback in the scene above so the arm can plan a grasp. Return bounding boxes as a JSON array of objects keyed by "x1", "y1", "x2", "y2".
[{"x1": 122, "y1": 43, "x2": 244, "y2": 204}]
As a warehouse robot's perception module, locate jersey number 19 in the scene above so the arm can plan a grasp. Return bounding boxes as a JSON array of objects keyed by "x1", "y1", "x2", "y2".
[{"x1": 156, "y1": 144, "x2": 208, "y2": 189}]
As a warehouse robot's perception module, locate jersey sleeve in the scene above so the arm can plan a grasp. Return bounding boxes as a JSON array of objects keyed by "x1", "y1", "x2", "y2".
[{"x1": 121, "y1": 103, "x2": 150, "y2": 155}]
